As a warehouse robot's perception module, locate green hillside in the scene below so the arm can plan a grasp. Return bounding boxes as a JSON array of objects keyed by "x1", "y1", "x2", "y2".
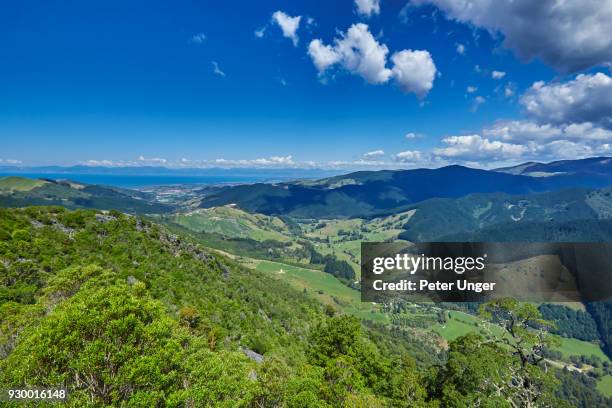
[
  {"x1": 0, "y1": 176, "x2": 48, "y2": 192},
  {"x1": 1, "y1": 206, "x2": 596, "y2": 406},
  {"x1": 0, "y1": 206, "x2": 447, "y2": 406},
  {"x1": 172, "y1": 206, "x2": 292, "y2": 242},
  {"x1": 399, "y1": 187, "x2": 612, "y2": 242},
  {"x1": 0, "y1": 177, "x2": 172, "y2": 214}
]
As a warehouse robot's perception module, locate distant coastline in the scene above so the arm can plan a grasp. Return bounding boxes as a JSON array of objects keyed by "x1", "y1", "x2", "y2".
[{"x1": 0, "y1": 173, "x2": 289, "y2": 188}]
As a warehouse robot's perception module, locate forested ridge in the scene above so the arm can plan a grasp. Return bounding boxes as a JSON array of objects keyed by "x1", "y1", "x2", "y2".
[{"x1": 0, "y1": 207, "x2": 606, "y2": 406}]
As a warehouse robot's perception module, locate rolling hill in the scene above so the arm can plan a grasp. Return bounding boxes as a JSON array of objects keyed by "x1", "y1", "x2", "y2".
[
  {"x1": 398, "y1": 187, "x2": 612, "y2": 242},
  {"x1": 0, "y1": 176, "x2": 172, "y2": 214}
]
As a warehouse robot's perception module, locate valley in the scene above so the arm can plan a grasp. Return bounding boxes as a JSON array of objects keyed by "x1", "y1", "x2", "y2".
[{"x1": 3, "y1": 158, "x2": 612, "y2": 405}]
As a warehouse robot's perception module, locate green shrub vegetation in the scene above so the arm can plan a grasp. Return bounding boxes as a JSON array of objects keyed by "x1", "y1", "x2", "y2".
[{"x1": 0, "y1": 207, "x2": 606, "y2": 406}]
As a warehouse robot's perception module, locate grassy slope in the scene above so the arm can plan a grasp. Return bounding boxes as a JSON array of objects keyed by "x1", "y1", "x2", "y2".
[
  {"x1": 252, "y1": 259, "x2": 387, "y2": 323},
  {"x1": 0, "y1": 176, "x2": 47, "y2": 192},
  {"x1": 172, "y1": 207, "x2": 291, "y2": 242},
  {"x1": 0, "y1": 178, "x2": 172, "y2": 214},
  {"x1": 556, "y1": 337, "x2": 610, "y2": 361},
  {"x1": 434, "y1": 311, "x2": 482, "y2": 341},
  {"x1": 598, "y1": 375, "x2": 612, "y2": 397}
]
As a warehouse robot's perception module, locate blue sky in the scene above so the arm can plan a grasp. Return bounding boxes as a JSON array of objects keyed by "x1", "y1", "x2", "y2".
[{"x1": 1, "y1": 0, "x2": 611, "y2": 169}]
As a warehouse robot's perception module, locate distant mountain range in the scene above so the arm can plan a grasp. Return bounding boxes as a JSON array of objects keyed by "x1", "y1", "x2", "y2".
[{"x1": 198, "y1": 157, "x2": 612, "y2": 218}]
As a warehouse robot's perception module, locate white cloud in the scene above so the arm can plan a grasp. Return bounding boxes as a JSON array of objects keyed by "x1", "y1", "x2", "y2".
[
  {"x1": 520, "y1": 72, "x2": 612, "y2": 128},
  {"x1": 211, "y1": 61, "x2": 225, "y2": 77},
  {"x1": 213, "y1": 155, "x2": 295, "y2": 167},
  {"x1": 81, "y1": 159, "x2": 132, "y2": 167},
  {"x1": 272, "y1": 11, "x2": 301, "y2": 46},
  {"x1": 466, "y1": 85, "x2": 477, "y2": 93},
  {"x1": 491, "y1": 70, "x2": 506, "y2": 79},
  {"x1": 405, "y1": 132, "x2": 423, "y2": 139},
  {"x1": 189, "y1": 33, "x2": 207, "y2": 44},
  {"x1": 503, "y1": 83, "x2": 515, "y2": 98},
  {"x1": 334, "y1": 23, "x2": 391, "y2": 83},
  {"x1": 308, "y1": 23, "x2": 437, "y2": 97},
  {"x1": 362, "y1": 150, "x2": 385, "y2": 160},
  {"x1": 393, "y1": 150, "x2": 423, "y2": 163},
  {"x1": 308, "y1": 24, "x2": 391, "y2": 84},
  {"x1": 483, "y1": 120, "x2": 612, "y2": 143},
  {"x1": 0, "y1": 159, "x2": 22, "y2": 165},
  {"x1": 81, "y1": 158, "x2": 167, "y2": 167},
  {"x1": 308, "y1": 39, "x2": 342, "y2": 72},
  {"x1": 411, "y1": 0, "x2": 612, "y2": 73},
  {"x1": 390, "y1": 49, "x2": 437, "y2": 98},
  {"x1": 138, "y1": 155, "x2": 167, "y2": 164},
  {"x1": 470, "y1": 95, "x2": 486, "y2": 111},
  {"x1": 355, "y1": 0, "x2": 381, "y2": 17},
  {"x1": 429, "y1": 117, "x2": 612, "y2": 166},
  {"x1": 254, "y1": 27, "x2": 266, "y2": 38},
  {"x1": 456, "y1": 43, "x2": 465, "y2": 55},
  {"x1": 434, "y1": 134, "x2": 527, "y2": 161}
]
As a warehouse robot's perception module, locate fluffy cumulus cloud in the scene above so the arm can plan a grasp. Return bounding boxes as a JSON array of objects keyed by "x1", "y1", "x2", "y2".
[
  {"x1": 309, "y1": 23, "x2": 391, "y2": 84},
  {"x1": 428, "y1": 71, "x2": 612, "y2": 165},
  {"x1": 456, "y1": 43, "x2": 465, "y2": 55},
  {"x1": 272, "y1": 11, "x2": 301, "y2": 46},
  {"x1": 429, "y1": 72, "x2": 612, "y2": 165},
  {"x1": 362, "y1": 149, "x2": 385, "y2": 160},
  {"x1": 393, "y1": 150, "x2": 423, "y2": 163},
  {"x1": 355, "y1": 0, "x2": 381, "y2": 17},
  {"x1": 411, "y1": 0, "x2": 612, "y2": 73},
  {"x1": 391, "y1": 49, "x2": 437, "y2": 97},
  {"x1": 520, "y1": 73, "x2": 612, "y2": 128},
  {"x1": 431, "y1": 120, "x2": 612, "y2": 165},
  {"x1": 433, "y1": 134, "x2": 527, "y2": 161},
  {"x1": 308, "y1": 23, "x2": 436, "y2": 97},
  {"x1": 484, "y1": 120, "x2": 612, "y2": 143},
  {"x1": 308, "y1": 40, "x2": 341, "y2": 72}
]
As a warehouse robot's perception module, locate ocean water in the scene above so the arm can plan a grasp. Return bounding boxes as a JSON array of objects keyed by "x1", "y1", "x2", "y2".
[{"x1": 0, "y1": 173, "x2": 275, "y2": 188}]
